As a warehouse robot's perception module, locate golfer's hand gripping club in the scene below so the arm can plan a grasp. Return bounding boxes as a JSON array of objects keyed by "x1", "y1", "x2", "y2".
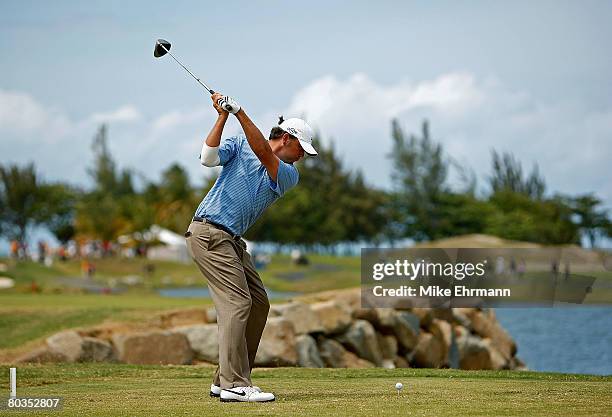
[{"x1": 216, "y1": 95, "x2": 241, "y2": 114}]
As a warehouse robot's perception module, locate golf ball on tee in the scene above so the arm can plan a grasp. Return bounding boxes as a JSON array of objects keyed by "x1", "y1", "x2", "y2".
[{"x1": 395, "y1": 382, "x2": 403, "y2": 390}]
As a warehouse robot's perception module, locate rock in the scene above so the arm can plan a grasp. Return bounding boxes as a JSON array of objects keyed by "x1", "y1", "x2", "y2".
[
  {"x1": 455, "y1": 326, "x2": 505, "y2": 370},
  {"x1": 429, "y1": 319, "x2": 452, "y2": 364},
  {"x1": 411, "y1": 308, "x2": 434, "y2": 327},
  {"x1": 483, "y1": 338, "x2": 508, "y2": 370},
  {"x1": 80, "y1": 337, "x2": 115, "y2": 362},
  {"x1": 299, "y1": 288, "x2": 361, "y2": 313},
  {"x1": 112, "y1": 331, "x2": 192, "y2": 365},
  {"x1": 509, "y1": 356, "x2": 528, "y2": 371},
  {"x1": 323, "y1": 288, "x2": 361, "y2": 313},
  {"x1": 409, "y1": 332, "x2": 446, "y2": 368},
  {"x1": 268, "y1": 308, "x2": 282, "y2": 317},
  {"x1": 271, "y1": 302, "x2": 324, "y2": 335},
  {"x1": 311, "y1": 301, "x2": 352, "y2": 335},
  {"x1": 296, "y1": 334, "x2": 324, "y2": 368},
  {"x1": 206, "y1": 307, "x2": 217, "y2": 324},
  {"x1": 394, "y1": 355, "x2": 410, "y2": 368},
  {"x1": 16, "y1": 346, "x2": 67, "y2": 363},
  {"x1": 338, "y1": 289, "x2": 362, "y2": 312},
  {"x1": 375, "y1": 309, "x2": 399, "y2": 329},
  {"x1": 173, "y1": 324, "x2": 219, "y2": 363},
  {"x1": 393, "y1": 311, "x2": 421, "y2": 352},
  {"x1": 43, "y1": 330, "x2": 115, "y2": 363},
  {"x1": 376, "y1": 333, "x2": 398, "y2": 360},
  {"x1": 335, "y1": 320, "x2": 383, "y2": 366},
  {"x1": 81, "y1": 323, "x2": 137, "y2": 341},
  {"x1": 448, "y1": 326, "x2": 461, "y2": 369},
  {"x1": 46, "y1": 331, "x2": 84, "y2": 362},
  {"x1": 450, "y1": 309, "x2": 472, "y2": 328},
  {"x1": 317, "y1": 338, "x2": 374, "y2": 368},
  {"x1": 154, "y1": 308, "x2": 209, "y2": 328},
  {"x1": 318, "y1": 338, "x2": 346, "y2": 367},
  {"x1": 381, "y1": 359, "x2": 396, "y2": 369},
  {"x1": 352, "y1": 308, "x2": 378, "y2": 323},
  {"x1": 468, "y1": 310, "x2": 516, "y2": 361},
  {"x1": 354, "y1": 308, "x2": 397, "y2": 332},
  {"x1": 457, "y1": 337, "x2": 491, "y2": 369},
  {"x1": 254, "y1": 317, "x2": 297, "y2": 366},
  {"x1": 344, "y1": 352, "x2": 375, "y2": 368},
  {"x1": 431, "y1": 308, "x2": 456, "y2": 323}
]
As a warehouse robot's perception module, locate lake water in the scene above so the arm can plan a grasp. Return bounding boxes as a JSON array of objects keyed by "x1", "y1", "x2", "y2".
[
  {"x1": 158, "y1": 286, "x2": 299, "y2": 300},
  {"x1": 496, "y1": 307, "x2": 612, "y2": 375}
]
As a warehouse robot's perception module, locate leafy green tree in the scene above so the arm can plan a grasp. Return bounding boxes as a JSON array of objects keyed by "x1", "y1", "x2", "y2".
[
  {"x1": 341, "y1": 171, "x2": 389, "y2": 244},
  {"x1": 76, "y1": 125, "x2": 141, "y2": 240},
  {"x1": 247, "y1": 136, "x2": 389, "y2": 248},
  {"x1": 572, "y1": 194, "x2": 610, "y2": 248},
  {"x1": 76, "y1": 193, "x2": 127, "y2": 241},
  {"x1": 38, "y1": 183, "x2": 80, "y2": 244},
  {"x1": 388, "y1": 119, "x2": 449, "y2": 241},
  {"x1": 0, "y1": 163, "x2": 44, "y2": 244},
  {"x1": 388, "y1": 119, "x2": 581, "y2": 245},
  {"x1": 87, "y1": 124, "x2": 134, "y2": 197},
  {"x1": 436, "y1": 193, "x2": 494, "y2": 237},
  {"x1": 152, "y1": 163, "x2": 200, "y2": 233},
  {"x1": 485, "y1": 191, "x2": 579, "y2": 244},
  {"x1": 489, "y1": 150, "x2": 545, "y2": 199},
  {"x1": 483, "y1": 150, "x2": 580, "y2": 244}
]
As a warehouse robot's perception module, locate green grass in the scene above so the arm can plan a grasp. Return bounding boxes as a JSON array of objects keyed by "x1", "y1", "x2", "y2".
[
  {"x1": 0, "y1": 257, "x2": 202, "y2": 288},
  {"x1": 0, "y1": 365, "x2": 610, "y2": 416},
  {"x1": 0, "y1": 293, "x2": 210, "y2": 358},
  {"x1": 258, "y1": 254, "x2": 360, "y2": 292},
  {"x1": 0, "y1": 254, "x2": 361, "y2": 293},
  {"x1": 0, "y1": 293, "x2": 208, "y2": 310}
]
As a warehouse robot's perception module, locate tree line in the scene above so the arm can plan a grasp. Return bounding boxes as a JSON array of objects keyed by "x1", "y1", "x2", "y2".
[{"x1": 1, "y1": 121, "x2": 610, "y2": 250}]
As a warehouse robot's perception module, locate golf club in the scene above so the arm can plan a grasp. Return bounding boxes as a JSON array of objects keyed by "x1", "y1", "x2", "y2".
[{"x1": 154, "y1": 38, "x2": 237, "y2": 112}]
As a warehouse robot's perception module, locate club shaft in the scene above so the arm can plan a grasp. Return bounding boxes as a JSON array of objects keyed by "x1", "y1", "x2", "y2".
[{"x1": 159, "y1": 44, "x2": 214, "y2": 94}]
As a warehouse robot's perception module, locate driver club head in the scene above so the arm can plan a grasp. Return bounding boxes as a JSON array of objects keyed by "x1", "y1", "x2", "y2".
[{"x1": 154, "y1": 39, "x2": 171, "y2": 57}]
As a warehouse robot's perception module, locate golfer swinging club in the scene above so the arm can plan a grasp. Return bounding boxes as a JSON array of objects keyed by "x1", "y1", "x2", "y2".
[{"x1": 185, "y1": 93, "x2": 317, "y2": 403}]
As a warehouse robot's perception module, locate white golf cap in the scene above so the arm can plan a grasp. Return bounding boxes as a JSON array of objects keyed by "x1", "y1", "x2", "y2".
[{"x1": 279, "y1": 118, "x2": 317, "y2": 156}]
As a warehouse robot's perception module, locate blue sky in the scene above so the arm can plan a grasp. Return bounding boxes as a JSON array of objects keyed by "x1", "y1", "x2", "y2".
[{"x1": 1, "y1": 1, "x2": 612, "y2": 249}]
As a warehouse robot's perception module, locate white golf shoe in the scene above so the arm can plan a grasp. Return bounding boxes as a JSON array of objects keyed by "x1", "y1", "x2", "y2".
[
  {"x1": 220, "y1": 386, "x2": 275, "y2": 402},
  {"x1": 210, "y1": 384, "x2": 261, "y2": 398}
]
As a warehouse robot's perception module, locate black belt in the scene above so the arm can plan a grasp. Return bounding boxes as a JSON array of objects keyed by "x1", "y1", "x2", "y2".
[{"x1": 192, "y1": 216, "x2": 241, "y2": 240}]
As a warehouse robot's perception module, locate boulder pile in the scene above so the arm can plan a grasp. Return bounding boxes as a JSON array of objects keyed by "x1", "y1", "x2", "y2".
[{"x1": 17, "y1": 289, "x2": 525, "y2": 370}]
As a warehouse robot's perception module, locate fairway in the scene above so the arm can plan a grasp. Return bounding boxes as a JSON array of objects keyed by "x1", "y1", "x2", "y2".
[{"x1": 1, "y1": 365, "x2": 610, "y2": 416}]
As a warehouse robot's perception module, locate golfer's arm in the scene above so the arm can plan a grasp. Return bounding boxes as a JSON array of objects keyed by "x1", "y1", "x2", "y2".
[
  {"x1": 235, "y1": 110, "x2": 280, "y2": 181},
  {"x1": 205, "y1": 113, "x2": 229, "y2": 147}
]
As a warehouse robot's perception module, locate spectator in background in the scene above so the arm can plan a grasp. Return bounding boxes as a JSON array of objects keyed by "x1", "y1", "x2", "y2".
[
  {"x1": 37, "y1": 240, "x2": 47, "y2": 263},
  {"x1": 10, "y1": 240, "x2": 19, "y2": 259}
]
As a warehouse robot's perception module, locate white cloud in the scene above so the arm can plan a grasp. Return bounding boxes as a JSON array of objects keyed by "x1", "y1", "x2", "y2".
[
  {"x1": 0, "y1": 91, "x2": 158, "y2": 183},
  {"x1": 151, "y1": 108, "x2": 208, "y2": 133},
  {"x1": 280, "y1": 72, "x2": 612, "y2": 205},
  {"x1": 89, "y1": 105, "x2": 141, "y2": 124},
  {"x1": 284, "y1": 72, "x2": 485, "y2": 129},
  {"x1": 0, "y1": 89, "x2": 71, "y2": 139},
  {"x1": 0, "y1": 90, "x2": 143, "y2": 147}
]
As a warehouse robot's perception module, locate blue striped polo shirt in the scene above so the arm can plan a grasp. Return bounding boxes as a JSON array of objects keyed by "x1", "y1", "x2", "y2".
[{"x1": 194, "y1": 134, "x2": 299, "y2": 236}]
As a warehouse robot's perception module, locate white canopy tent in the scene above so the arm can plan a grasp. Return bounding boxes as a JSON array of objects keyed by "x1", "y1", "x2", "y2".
[{"x1": 145, "y1": 225, "x2": 254, "y2": 263}]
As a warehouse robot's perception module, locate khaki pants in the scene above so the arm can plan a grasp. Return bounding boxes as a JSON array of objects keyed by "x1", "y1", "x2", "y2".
[{"x1": 185, "y1": 220, "x2": 270, "y2": 389}]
